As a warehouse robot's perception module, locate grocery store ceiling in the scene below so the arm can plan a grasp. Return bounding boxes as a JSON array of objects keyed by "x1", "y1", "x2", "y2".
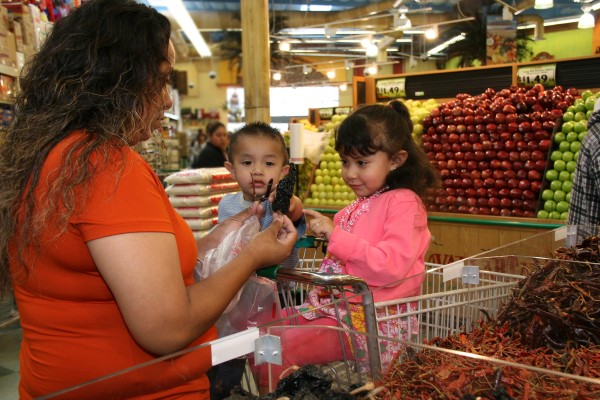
[{"x1": 145, "y1": 0, "x2": 598, "y2": 66}]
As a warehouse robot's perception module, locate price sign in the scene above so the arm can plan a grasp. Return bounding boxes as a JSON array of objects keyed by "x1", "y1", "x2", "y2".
[
  {"x1": 318, "y1": 108, "x2": 334, "y2": 120},
  {"x1": 375, "y1": 77, "x2": 406, "y2": 100},
  {"x1": 517, "y1": 63, "x2": 556, "y2": 88}
]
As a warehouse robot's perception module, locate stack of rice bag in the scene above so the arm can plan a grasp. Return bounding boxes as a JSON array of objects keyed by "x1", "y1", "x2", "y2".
[{"x1": 165, "y1": 167, "x2": 240, "y2": 239}]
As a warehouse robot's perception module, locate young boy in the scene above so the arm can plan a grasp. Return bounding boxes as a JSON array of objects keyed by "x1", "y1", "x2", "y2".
[
  {"x1": 219, "y1": 121, "x2": 305, "y2": 266},
  {"x1": 208, "y1": 121, "x2": 305, "y2": 399}
]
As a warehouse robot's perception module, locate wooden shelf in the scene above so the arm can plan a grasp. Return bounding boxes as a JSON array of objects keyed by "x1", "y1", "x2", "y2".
[{"x1": 0, "y1": 63, "x2": 18, "y2": 77}]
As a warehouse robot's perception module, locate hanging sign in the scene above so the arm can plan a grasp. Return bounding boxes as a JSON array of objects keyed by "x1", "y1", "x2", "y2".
[
  {"x1": 517, "y1": 63, "x2": 556, "y2": 88},
  {"x1": 375, "y1": 77, "x2": 406, "y2": 100}
]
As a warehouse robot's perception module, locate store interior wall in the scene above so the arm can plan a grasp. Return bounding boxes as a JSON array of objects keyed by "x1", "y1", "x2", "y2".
[{"x1": 174, "y1": 22, "x2": 596, "y2": 130}]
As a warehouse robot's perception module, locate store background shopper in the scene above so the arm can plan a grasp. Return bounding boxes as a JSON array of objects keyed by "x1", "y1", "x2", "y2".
[
  {"x1": 190, "y1": 128, "x2": 208, "y2": 164},
  {"x1": 192, "y1": 121, "x2": 229, "y2": 168},
  {"x1": 568, "y1": 98, "x2": 600, "y2": 226},
  {"x1": 0, "y1": 1, "x2": 297, "y2": 399},
  {"x1": 276, "y1": 100, "x2": 440, "y2": 376}
]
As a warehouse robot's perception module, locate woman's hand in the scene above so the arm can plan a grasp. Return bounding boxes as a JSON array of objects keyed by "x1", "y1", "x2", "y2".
[
  {"x1": 242, "y1": 213, "x2": 298, "y2": 269},
  {"x1": 304, "y1": 209, "x2": 334, "y2": 240},
  {"x1": 197, "y1": 202, "x2": 264, "y2": 259}
]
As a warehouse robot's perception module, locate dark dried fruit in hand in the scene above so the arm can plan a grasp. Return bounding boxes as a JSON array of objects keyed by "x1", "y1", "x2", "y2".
[{"x1": 272, "y1": 163, "x2": 297, "y2": 214}]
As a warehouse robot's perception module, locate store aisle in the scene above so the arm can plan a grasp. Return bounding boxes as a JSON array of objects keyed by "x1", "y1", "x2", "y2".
[{"x1": 0, "y1": 298, "x2": 21, "y2": 400}]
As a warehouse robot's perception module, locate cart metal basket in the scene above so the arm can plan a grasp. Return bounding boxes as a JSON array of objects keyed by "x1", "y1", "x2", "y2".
[{"x1": 259, "y1": 235, "x2": 533, "y2": 391}]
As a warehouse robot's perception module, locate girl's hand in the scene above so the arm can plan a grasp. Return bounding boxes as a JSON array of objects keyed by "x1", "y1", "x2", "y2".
[{"x1": 304, "y1": 209, "x2": 334, "y2": 240}]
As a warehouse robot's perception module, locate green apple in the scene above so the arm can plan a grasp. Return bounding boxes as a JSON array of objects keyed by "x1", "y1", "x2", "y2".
[
  {"x1": 549, "y1": 211, "x2": 562, "y2": 220},
  {"x1": 546, "y1": 169, "x2": 559, "y2": 182},
  {"x1": 558, "y1": 171, "x2": 571, "y2": 182},
  {"x1": 320, "y1": 161, "x2": 328, "y2": 169},
  {"x1": 550, "y1": 150, "x2": 563, "y2": 162},
  {"x1": 544, "y1": 200, "x2": 557, "y2": 212},
  {"x1": 542, "y1": 189, "x2": 555, "y2": 201},
  {"x1": 562, "y1": 180, "x2": 573, "y2": 193},
  {"x1": 553, "y1": 190, "x2": 566, "y2": 202},
  {"x1": 566, "y1": 161, "x2": 577, "y2": 173},
  {"x1": 574, "y1": 151, "x2": 580, "y2": 162},
  {"x1": 554, "y1": 132, "x2": 566, "y2": 143},
  {"x1": 537, "y1": 210, "x2": 549, "y2": 219},
  {"x1": 561, "y1": 122, "x2": 574, "y2": 134},
  {"x1": 562, "y1": 111, "x2": 574, "y2": 122},
  {"x1": 566, "y1": 131, "x2": 579, "y2": 143},
  {"x1": 570, "y1": 141, "x2": 581, "y2": 153},
  {"x1": 549, "y1": 179, "x2": 563, "y2": 191},
  {"x1": 581, "y1": 90, "x2": 594, "y2": 100},
  {"x1": 323, "y1": 175, "x2": 332, "y2": 185},
  {"x1": 556, "y1": 200, "x2": 569, "y2": 214},
  {"x1": 574, "y1": 112, "x2": 587, "y2": 122},
  {"x1": 573, "y1": 121, "x2": 587, "y2": 134},
  {"x1": 314, "y1": 175, "x2": 324, "y2": 184},
  {"x1": 558, "y1": 141, "x2": 571, "y2": 153},
  {"x1": 554, "y1": 160, "x2": 566, "y2": 171},
  {"x1": 561, "y1": 151, "x2": 574, "y2": 162},
  {"x1": 566, "y1": 192, "x2": 571, "y2": 203},
  {"x1": 560, "y1": 211, "x2": 569, "y2": 220},
  {"x1": 585, "y1": 97, "x2": 597, "y2": 111},
  {"x1": 578, "y1": 131, "x2": 587, "y2": 142}
]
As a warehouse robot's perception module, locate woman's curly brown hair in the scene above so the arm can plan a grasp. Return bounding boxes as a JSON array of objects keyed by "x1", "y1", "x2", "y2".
[{"x1": 0, "y1": 0, "x2": 171, "y2": 297}]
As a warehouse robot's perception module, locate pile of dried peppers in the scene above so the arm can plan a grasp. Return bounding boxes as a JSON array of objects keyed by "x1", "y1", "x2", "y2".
[{"x1": 378, "y1": 236, "x2": 600, "y2": 399}]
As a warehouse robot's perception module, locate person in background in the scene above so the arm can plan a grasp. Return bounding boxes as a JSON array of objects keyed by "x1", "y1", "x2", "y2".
[
  {"x1": 192, "y1": 121, "x2": 229, "y2": 168},
  {"x1": 189, "y1": 128, "x2": 207, "y2": 164},
  {"x1": 209, "y1": 121, "x2": 306, "y2": 399},
  {"x1": 568, "y1": 97, "x2": 600, "y2": 226},
  {"x1": 282, "y1": 100, "x2": 440, "y2": 376},
  {"x1": 0, "y1": 1, "x2": 297, "y2": 399}
]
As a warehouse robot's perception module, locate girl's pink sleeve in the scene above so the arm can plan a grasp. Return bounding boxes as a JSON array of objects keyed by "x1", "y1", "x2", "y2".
[{"x1": 327, "y1": 196, "x2": 429, "y2": 287}]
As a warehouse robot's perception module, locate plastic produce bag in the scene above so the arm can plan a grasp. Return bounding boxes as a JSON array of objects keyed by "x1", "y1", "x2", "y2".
[
  {"x1": 216, "y1": 275, "x2": 282, "y2": 338},
  {"x1": 197, "y1": 216, "x2": 282, "y2": 337}
]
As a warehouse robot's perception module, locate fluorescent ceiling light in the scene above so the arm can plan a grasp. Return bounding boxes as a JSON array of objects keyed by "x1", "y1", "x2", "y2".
[
  {"x1": 279, "y1": 28, "x2": 376, "y2": 36},
  {"x1": 278, "y1": 40, "x2": 291, "y2": 51},
  {"x1": 517, "y1": 16, "x2": 580, "y2": 28},
  {"x1": 272, "y1": 72, "x2": 282, "y2": 81},
  {"x1": 339, "y1": 83, "x2": 348, "y2": 91},
  {"x1": 164, "y1": 0, "x2": 211, "y2": 57},
  {"x1": 424, "y1": 26, "x2": 438, "y2": 39},
  {"x1": 366, "y1": 43, "x2": 379, "y2": 57},
  {"x1": 289, "y1": 49, "x2": 319, "y2": 53},
  {"x1": 534, "y1": 0, "x2": 553, "y2": 10},
  {"x1": 300, "y1": 5, "x2": 333, "y2": 12},
  {"x1": 578, "y1": 10, "x2": 595, "y2": 28},
  {"x1": 326, "y1": 70, "x2": 336, "y2": 79},
  {"x1": 427, "y1": 33, "x2": 466, "y2": 56}
]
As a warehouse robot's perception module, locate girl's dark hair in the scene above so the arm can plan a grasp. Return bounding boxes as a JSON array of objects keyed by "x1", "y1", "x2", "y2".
[
  {"x1": 335, "y1": 100, "x2": 440, "y2": 199},
  {"x1": 227, "y1": 121, "x2": 288, "y2": 164},
  {"x1": 0, "y1": 0, "x2": 171, "y2": 297},
  {"x1": 206, "y1": 121, "x2": 226, "y2": 136}
]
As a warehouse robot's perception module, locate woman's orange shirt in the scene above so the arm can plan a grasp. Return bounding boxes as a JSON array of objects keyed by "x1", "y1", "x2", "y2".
[{"x1": 10, "y1": 131, "x2": 216, "y2": 399}]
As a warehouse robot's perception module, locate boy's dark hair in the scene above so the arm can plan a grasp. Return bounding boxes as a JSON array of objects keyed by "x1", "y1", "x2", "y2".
[
  {"x1": 227, "y1": 121, "x2": 289, "y2": 164},
  {"x1": 335, "y1": 100, "x2": 440, "y2": 199}
]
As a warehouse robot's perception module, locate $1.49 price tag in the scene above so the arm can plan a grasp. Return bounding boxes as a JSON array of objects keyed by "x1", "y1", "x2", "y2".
[
  {"x1": 376, "y1": 77, "x2": 406, "y2": 100},
  {"x1": 517, "y1": 63, "x2": 556, "y2": 88}
]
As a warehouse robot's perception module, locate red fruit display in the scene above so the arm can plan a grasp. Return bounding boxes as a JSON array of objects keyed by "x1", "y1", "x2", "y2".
[{"x1": 424, "y1": 85, "x2": 578, "y2": 217}]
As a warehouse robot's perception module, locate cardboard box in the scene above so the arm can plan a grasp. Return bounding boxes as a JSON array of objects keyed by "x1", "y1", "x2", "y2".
[
  {"x1": 0, "y1": 5, "x2": 8, "y2": 30},
  {"x1": 11, "y1": 20, "x2": 22, "y2": 52},
  {"x1": 0, "y1": 30, "x2": 17, "y2": 68}
]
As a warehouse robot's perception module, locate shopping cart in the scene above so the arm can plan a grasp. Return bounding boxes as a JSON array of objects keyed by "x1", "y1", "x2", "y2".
[{"x1": 256, "y1": 237, "x2": 527, "y2": 392}]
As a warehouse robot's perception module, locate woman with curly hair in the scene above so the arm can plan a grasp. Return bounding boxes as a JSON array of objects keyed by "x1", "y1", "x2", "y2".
[{"x1": 0, "y1": 0, "x2": 297, "y2": 398}]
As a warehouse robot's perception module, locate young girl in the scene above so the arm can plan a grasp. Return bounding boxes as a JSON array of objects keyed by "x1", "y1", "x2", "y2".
[{"x1": 286, "y1": 100, "x2": 440, "y2": 374}]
